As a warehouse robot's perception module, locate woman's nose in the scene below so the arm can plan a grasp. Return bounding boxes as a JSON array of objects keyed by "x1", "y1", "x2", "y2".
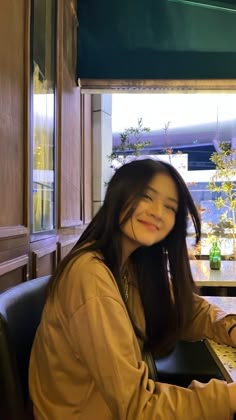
[{"x1": 149, "y1": 202, "x2": 164, "y2": 219}]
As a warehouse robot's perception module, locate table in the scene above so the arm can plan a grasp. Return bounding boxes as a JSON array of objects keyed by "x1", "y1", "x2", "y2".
[
  {"x1": 190, "y1": 259, "x2": 236, "y2": 296},
  {"x1": 204, "y1": 296, "x2": 236, "y2": 383},
  {"x1": 190, "y1": 260, "x2": 236, "y2": 288}
]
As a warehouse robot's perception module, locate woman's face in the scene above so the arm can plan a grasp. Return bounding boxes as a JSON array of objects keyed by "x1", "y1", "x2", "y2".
[{"x1": 120, "y1": 172, "x2": 179, "y2": 263}]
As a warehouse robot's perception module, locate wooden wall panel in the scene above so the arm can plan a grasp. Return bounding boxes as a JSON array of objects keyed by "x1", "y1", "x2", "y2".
[
  {"x1": 60, "y1": 85, "x2": 81, "y2": 226},
  {"x1": 81, "y1": 94, "x2": 92, "y2": 223},
  {"x1": 0, "y1": 0, "x2": 30, "y2": 293},
  {"x1": 0, "y1": 255, "x2": 29, "y2": 292},
  {"x1": 0, "y1": 270, "x2": 27, "y2": 293},
  {"x1": 0, "y1": 0, "x2": 90, "y2": 294},
  {"x1": 32, "y1": 244, "x2": 57, "y2": 278},
  {"x1": 57, "y1": 0, "x2": 81, "y2": 228},
  {"x1": 0, "y1": 0, "x2": 27, "y2": 228},
  {"x1": 57, "y1": 237, "x2": 77, "y2": 263}
]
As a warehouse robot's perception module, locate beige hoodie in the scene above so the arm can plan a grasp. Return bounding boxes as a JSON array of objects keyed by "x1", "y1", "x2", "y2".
[{"x1": 29, "y1": 251, "x2": 236, "y2": 419}]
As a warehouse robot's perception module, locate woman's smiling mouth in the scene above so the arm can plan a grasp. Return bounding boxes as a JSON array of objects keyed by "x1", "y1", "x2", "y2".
[{"x1": 137, "y1": 220, "x2": 159, "y2": 231}]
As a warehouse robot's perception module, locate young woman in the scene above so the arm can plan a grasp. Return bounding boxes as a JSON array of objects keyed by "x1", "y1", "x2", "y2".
[{"x1": 29, "y1": 159, "x2": 236, "y2": 419}]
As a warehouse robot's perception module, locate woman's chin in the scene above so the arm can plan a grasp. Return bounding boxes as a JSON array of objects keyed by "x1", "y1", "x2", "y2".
[{"x1": 139, "y1": 238, "x2": 161, "y2": 247}]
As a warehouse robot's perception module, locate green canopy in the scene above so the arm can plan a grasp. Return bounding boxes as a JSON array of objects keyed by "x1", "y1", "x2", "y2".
[{"x1": 77, "y1": 0, "x2": 236, "y2": 80}]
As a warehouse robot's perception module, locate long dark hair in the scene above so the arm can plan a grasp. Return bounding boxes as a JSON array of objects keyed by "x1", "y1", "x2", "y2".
[{"x1": 49, "y1": 159, "x2": 201, "y2": 352}]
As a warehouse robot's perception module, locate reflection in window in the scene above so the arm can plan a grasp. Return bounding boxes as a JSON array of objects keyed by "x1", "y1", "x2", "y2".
[{"x1": 32, "y1": 0, "x2": 56, "y2": 232}]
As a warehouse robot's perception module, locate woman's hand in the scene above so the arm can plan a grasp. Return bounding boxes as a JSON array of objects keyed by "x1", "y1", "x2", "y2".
[
  {"x1": 228, "y1": 382, "x2": 236, "y2": 414},
  {"x1": 229, "y1": 326, "x2": 236, "y2": 346}
]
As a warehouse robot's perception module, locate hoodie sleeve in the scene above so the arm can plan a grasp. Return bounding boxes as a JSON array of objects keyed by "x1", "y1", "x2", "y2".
[
  {"x1": 68, "y1": 289, "x2": 232, "y2": 419},
  {"x1": 180, "y1": 293, "x2": 236, "y2": 346}
]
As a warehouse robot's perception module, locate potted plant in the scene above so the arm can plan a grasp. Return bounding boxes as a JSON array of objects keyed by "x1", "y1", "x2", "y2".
[
  {"x1": 208, "y1": 142, "x2": 236, "y2": 259},
  {"x1": 108, "y1": 117, "x2": 151, "y2": 171}
]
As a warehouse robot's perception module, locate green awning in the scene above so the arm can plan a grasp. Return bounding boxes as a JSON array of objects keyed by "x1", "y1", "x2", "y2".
[{"x1": 77, "y1": 0, "x2": 236, "y2": 81}]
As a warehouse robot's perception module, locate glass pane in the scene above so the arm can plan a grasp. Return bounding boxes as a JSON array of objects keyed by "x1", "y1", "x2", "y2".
[
  {"x1": 32, "y1": 0, "x2": 56, "y2": 233},
  {"x1": 112, "y1": 93, "x2": 236, "y2": 257}
]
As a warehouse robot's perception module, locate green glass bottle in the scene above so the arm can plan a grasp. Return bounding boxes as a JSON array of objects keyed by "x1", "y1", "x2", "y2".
[{"x1": 209, "y1": 241, "x2": 221, "y2": 270}]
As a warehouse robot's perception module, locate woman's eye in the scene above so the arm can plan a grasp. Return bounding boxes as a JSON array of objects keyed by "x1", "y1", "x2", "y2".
[
  {"x1": 142, "y1": 193, "x2": 152, "y2": 201},
  {"x1": 165, "y1": 205, "x2": 177, "y2": 213}
]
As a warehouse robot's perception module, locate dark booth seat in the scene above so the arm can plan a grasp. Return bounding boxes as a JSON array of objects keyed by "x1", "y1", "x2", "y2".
[{"x1": 0, "y1": 276, "x2": 50, "y2": 420}]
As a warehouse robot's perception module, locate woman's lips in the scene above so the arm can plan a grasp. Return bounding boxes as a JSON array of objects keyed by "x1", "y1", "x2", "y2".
[{"x1": 138, "y1": 220, "x2": 158, "y2": 231}]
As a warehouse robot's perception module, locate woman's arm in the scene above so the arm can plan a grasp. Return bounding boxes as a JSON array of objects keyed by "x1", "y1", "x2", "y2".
[
  {"x1": 180, "y1": 293, "x2": 236, "y2": 346},
  {"x1": 229, "y1": 324, "x2": 236, "y2": 344}
]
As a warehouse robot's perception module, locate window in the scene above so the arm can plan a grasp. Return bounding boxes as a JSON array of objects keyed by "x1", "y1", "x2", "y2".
[
  {"x1": 112, "y1": 92, "x2": 236, "y2": 256},
  {"x1": 31, "y1": 0, "x2": 56, "y2": 233}
]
